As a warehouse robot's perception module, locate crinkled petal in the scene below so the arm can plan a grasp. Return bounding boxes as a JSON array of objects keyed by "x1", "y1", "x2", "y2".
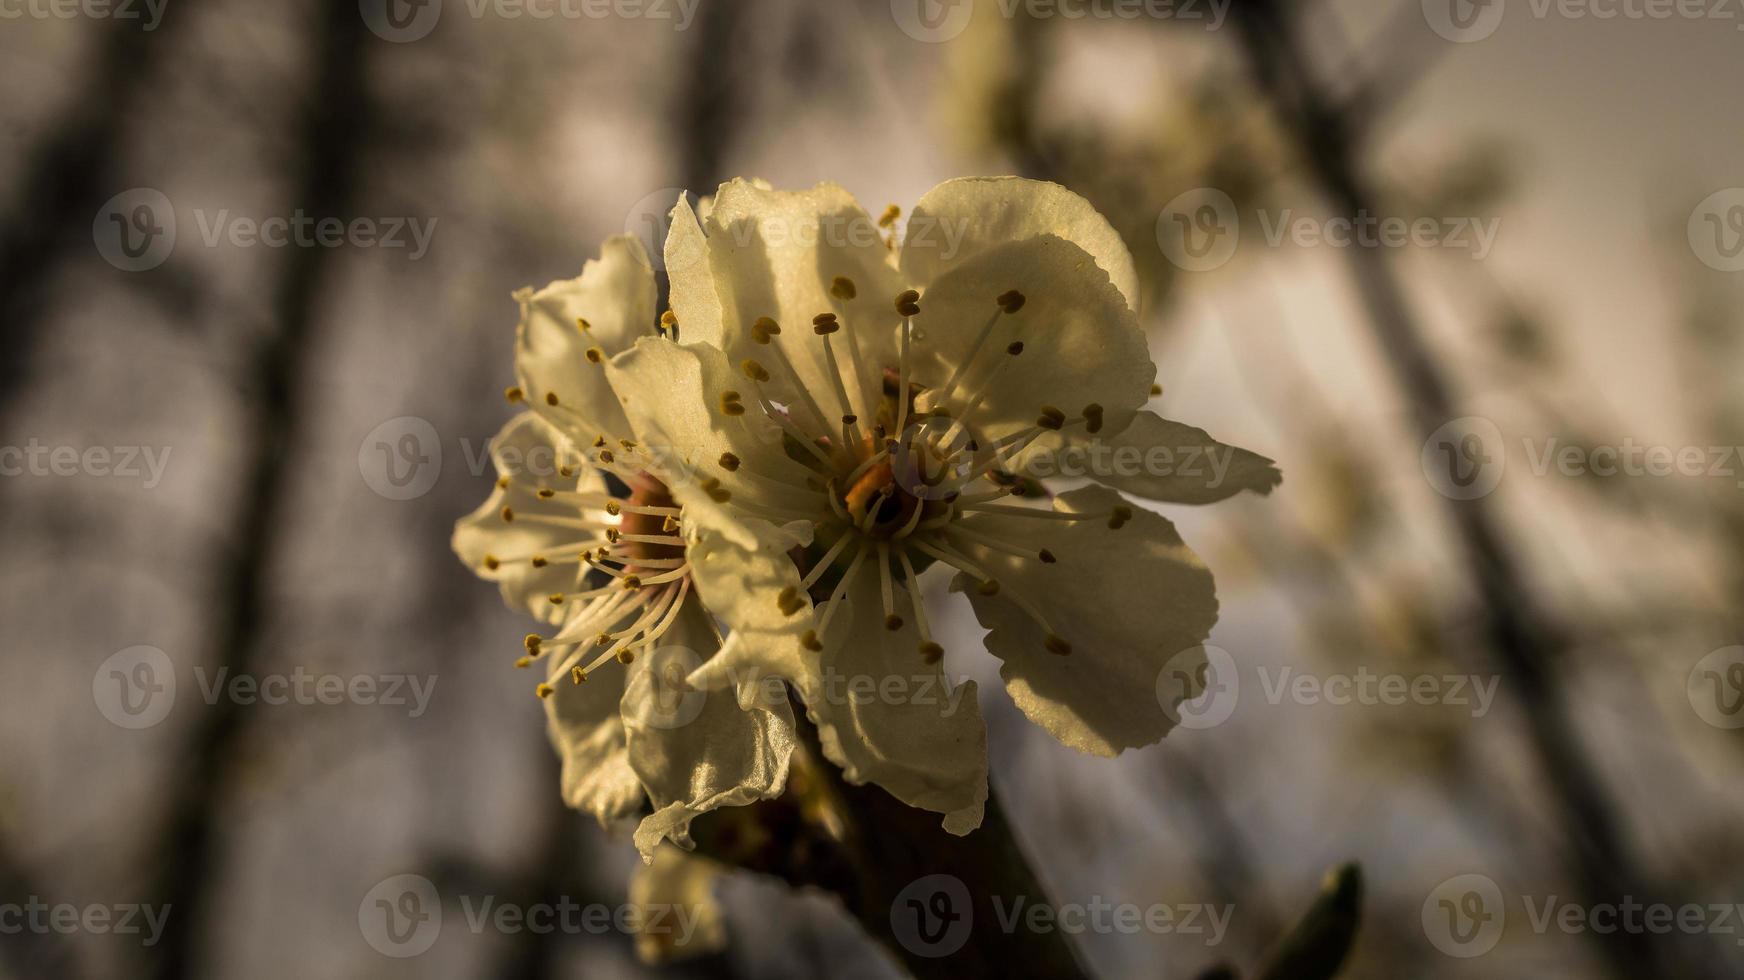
[
  {"x1": 542, "y1": 634, "x2": 643, "y2": 827},
  {"x1": 627, "y1": 594, "x2": 795, "y2": 859},
  {"x1": 515, "y1": 234, "x2": 658, "y2": 446},
  {"x1": 902, "y1": 176, "x2": 1140, "y2": 312},
  {"x1": 628, "y1": 845, "x2": 729, "y2": 964},
  {"x1": 949, "y1": 485, "x2": 1219, "y2": 756},
  {"x1": 910, "y1": 235, "x2": 1153, "y2": 443},
  {"x1": 1016, "y1": 410, "x2": 1281, "y2": 504},
  {"x1": 452, "y1": 412, "x2": 606, "y2": 624},
  {"x1": 806, "y1": 571, "x2": 987, "y2": 834}
]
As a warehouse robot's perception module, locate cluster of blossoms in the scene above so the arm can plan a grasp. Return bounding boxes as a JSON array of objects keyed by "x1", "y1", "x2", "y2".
[{"x1": 454, "y1": 178, "x2": 1278, "y2": 866}]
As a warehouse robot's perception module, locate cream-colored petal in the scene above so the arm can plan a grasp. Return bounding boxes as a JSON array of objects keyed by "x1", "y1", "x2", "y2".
[
  {"x1": 626, "y1": 595, "x2": 795, "y2": 858},
  {"x1": 628, "y1": 845, "x2": 728, "y2": 964},
  {"x1": 451, "y1": 412, "x2": 607, "y2": 624},
  {"x1": 690, "y1": 179, "x2": 906, "y2": 420},
  {"x1": 1016, "y1": 410, "x2": 1282, "y2": 504},
  {"x1": 682, "y1": 520, "x2": 986, "y2": 833},
  {"x1": 605, "y1": 336, "x2": 831, "y2": 539},
  {"x1": 947, "y1": 485, "x2": 1219, "y2": 756},
  {"x1": 515, "y1": 234, "x2": 658, "y2": 446},
  {"x1": 908, "y1": 235, "x2": 1153, "y2": 443},
  {"x1": 807, "y1": 570, "x2": 988, "y2": 834},
  {"x1": 902, "y1": 176, "x2": 1140, "y2": 312},
  {"x1": 663, "y1": 193, "x2": 724, "y2": 348},
  {"x1": 542, "y1": 636, "x2": 644, "y2": 827}
]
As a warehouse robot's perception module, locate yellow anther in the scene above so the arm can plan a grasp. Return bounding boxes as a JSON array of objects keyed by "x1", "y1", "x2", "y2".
[
  {"x1": 719, "y1": 390, "x2": 745, "y2": 416},
  {"x1": 997, "y1": 289, "x2": 1026, "y2": 314},
  {"x1": 975, "y1": 579, "x2": 1000, "y2": 597},
  {"x1": 620, "y1": 439, "x2": 637, "y2": 450},
  {"x1": 830, "y1": 276, "x2": 857, "y2": 300},
  {"x1": 617, "y1": 649, "x2": 636, "y2": 664},
  {"x1": 536, "y1": 683, "x2": 554, "y2": 699},
  {"x1": 595, "y1": 633, "x2": 613, "y2": 647},
  {"x1": 558, "y1": 465, "x2": 574, "y2": 478},
  {"x1": 842, "y1": 414, "x2": 857, "y2": 426},
  {"x1": 515, "y1": 656, "x2": 531, "y2": 669},
  {"x1": 545, "y1": 392, "x2": 560, "y2": 406},
  {"x1": 606, "y1": 528, "x2": 622, "y2": 543},
  {"x1": 884, "y1": 614, "x2": 905, "y2": 631},
  {"x1": 1038, "y1": 548, "x2": 1058, "y2": 564},
  {"x1": 660, "y1": 310, "x2": 678, "y2": 331},
  {"x1": 504, "y1": 386, "x2": 525, "y2": 404},
  {"x1": 895, "y1": 289, "x2": 921, "y2": 317},
  {"x1": 750, "y1": 316, "x2": 781, "y2": 343},
  {"x1": 1150, "y1": 383, "x2": 1164, "y2": 397},
  {"x1": 593, "y1": 435, "x2": 608, "y2": 447},
  {"x1": 812, "y1": 313, "x2": 840, "y2": 335},
  {"x1": 584, "y1": 347, "x2": 605, "y2": 364},
  {"x1": 622, "y1": 575, "x2": 642, "y2": 590},
  {"x1": 525, "y1": 633, "x2": 543, "y2": 650},
  {"x1": 1037, "y1": 406, "x2": 1066, "y2": 430},
  {"x1": 918, "y1": 641, "x2": 945, "y2": 664},
  {"x1": 700, "y1": 477, "x2": 731, "y2": 503},
  {"x1": 777, "y1": 586, "x2": 806, "y2": 616},
  {"x1": 500, "y1": 506, "x2": 515, "y2": 522},
  {"x1": 576, "y1": 317, "x2": 591, "y2": 332},
  {"x1": 719, "y1": 451, "x2": 741, "y2": 471},
  {"x1": 605, "y1": 500, "x2": 622, "y2": 516},
  {"x1": 483, "y1": 555, "x2": 501, "y2": 571},
  {"x1": 1006, "y1": 341, "x2": 1025, "y2": 356},
  {"x1": 741, "y1": 359, "x2": 771, "y2": 382},
  {"x1": 537, "y1": 488, "x2": 555, "y2": 499},
  {"x1": 801, "y1": 630, "x2": 824, "y2": 652},
  {"x1": 1044, "y1": 634, "x2": 1072, "y2": 656},
  {"x1": 571, "y1": 665, "x2": 586, "y2": 684},
  {"x1": 495, "y1": 476, "x2": 510, "y2": 490},
  {"x1": 878, "y1": 204, "x2": 901, "y2": 228},
  {"x1": 530, "y1": 556, "x2": 548, "y2": 568},
  {"x1": 548, "y1": 593, "x2": 565, "y2": 605},
  {"x1": 598, "y1": 450, "x2": 615, "y2": 464},
  {"x1": 1107, "y1": 506, "x2": 1133, "y2": 530},
  {"x1": 662, "y1": 515, "x2": 680, "y2": 532},
  {"x1": 1083, "y1": 404, "x2": 1105, "y2": 434}
]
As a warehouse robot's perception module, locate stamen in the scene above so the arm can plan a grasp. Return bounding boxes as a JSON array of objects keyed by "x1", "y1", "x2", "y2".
[
  {"x1": 895, "y1": 548, "x2": 940, "y2": 663},
  {"x1": 877, "y1": 544, "x2": 902, "y2": 631},
  {"x1": 811, "y1": 543, "x2": 869, "y2": 639},
  {"x1": 505, "y1": 386, "x2": 524, "y2": 404},
  {"x1": 752, "y1": 316, "x2": 835, "y2": 437},
  {"x1": 798, "y1": 533, "x2": 856, "y2": 591}
]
